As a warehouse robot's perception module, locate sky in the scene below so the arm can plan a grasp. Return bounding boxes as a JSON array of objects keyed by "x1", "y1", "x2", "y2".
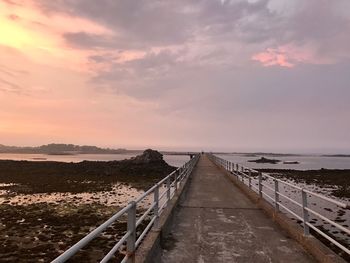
[{"x1": 0, "y1": 0, "x2": 350, "y2": 153}]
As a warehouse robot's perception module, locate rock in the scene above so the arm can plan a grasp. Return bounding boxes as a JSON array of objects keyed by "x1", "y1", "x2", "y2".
[
  {"x1": 131, "y1": 149, "x2": 164, "y2": 164},
  {"x1": 248, "y1": 157, "x2": 280, "y2": 164}
]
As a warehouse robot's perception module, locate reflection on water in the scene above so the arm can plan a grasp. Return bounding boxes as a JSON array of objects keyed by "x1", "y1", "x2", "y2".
[
  {"x1": 0, "y1": 153, "x2": 139, "y2": 162},
  {"x1": 218, "y1": 153, "x2": 350, "y2": 170},
  {"x1": 0, "y1": 183, "x2": 153, "y2": 208}
]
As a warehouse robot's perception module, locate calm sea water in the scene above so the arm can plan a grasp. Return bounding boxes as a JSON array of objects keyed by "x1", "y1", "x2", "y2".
[
  {"x1": 217, "y1": 154, "x2": 350, "y2": 170},
  {"x1": 0, "y1": 153, "x2": 190, "y2": 167}
]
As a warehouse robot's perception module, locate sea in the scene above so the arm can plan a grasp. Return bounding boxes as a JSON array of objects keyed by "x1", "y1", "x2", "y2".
[
  {"x1": 0, "y1": 153, "x2": 191, "y2": 167},
  {"x1": 1, "y1": 152, "x2": 350, "y2": 170},
  {"x1": 216, "y1": 153, "x2": 350, "y2": 170}
]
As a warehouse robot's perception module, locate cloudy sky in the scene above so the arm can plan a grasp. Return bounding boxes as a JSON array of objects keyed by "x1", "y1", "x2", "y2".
[{"x1": 1, "y1": 0, "x2": 350, "y2": 153}]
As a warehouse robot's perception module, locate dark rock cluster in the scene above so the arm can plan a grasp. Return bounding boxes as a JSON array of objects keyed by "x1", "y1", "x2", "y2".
[
  {"x1": 0, "y1": 149, "x2": 175, "y2": 194},
  {"x1": 248, "y1": 157, "x2": 280, "y2": 164},
  {"x1": 130, "y1": 149, "x2": 164, "y2": 164}
]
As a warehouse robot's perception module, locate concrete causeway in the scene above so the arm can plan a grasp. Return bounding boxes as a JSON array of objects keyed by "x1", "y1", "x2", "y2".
[{"x1": 159, "y1": 155, "x2": 315, "y2": 262}]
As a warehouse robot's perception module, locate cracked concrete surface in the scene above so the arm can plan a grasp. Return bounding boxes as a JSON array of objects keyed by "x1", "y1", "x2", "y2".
[{"x1": 159, "y1": 155, "x2": 315, "y2": 263}]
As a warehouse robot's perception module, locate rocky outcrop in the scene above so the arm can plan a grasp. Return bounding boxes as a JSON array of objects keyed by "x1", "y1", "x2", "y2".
[
  {"x1": 283, "y1": 161, "x2": 299, "y2": 164},
  {"x1": 248, "y1": 157, "x2": 280, "y2": 164},
  {"x1": 130, "y1": 149, "x2": 164, "y2": 164}
]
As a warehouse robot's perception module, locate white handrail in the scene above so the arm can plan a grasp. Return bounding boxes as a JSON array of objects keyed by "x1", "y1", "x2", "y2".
[
  {"x1": 208, "y1": 153, "x2": 349, "y2": 256},
  {"x1": 52, "y1": 154, "x2": 200, "y2": 263}
]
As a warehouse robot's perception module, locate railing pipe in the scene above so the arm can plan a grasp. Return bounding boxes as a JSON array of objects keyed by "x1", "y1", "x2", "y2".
[
  {"x1": 52, "y1": 154, "x2": 200, "y2": 263},
  {"x1": 51, "y1": 203, "x2": 132, "y2": 263},
  {"x1": 207, "y1": 153, "x2": 349, "y2": 256},
  {"x1": 303, "y1": 189, "x2": 347, "y2": 208}
]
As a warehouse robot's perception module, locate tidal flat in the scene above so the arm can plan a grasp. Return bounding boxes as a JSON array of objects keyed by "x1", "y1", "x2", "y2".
[
  {"x1": 259, "y1": 168, "x2": 350, "y2": 198},
  {"x1": 0, "y1": 150, "x2": 174, "y2": 262},
  {"x1": 255, "y1": 169, "x2": 350, "y2": 260}
]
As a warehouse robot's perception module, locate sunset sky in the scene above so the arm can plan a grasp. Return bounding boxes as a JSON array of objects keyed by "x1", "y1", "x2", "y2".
[{"x1": 1, "y1": 0, "x2": 350, "y2": 153}]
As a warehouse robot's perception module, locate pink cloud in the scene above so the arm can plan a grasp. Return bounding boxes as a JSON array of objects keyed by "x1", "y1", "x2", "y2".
[
  {"x1": 252, "y1": 48, "x2": 294, "y2": 67},
  {"x1": 252, "y1": 44, "x2": 333, "y2": 68}
]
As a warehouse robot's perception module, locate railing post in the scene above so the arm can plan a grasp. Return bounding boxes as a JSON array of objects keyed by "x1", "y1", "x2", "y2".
[
  {"x1": 127, "y1": 201, "x2": 136, "y2": 263},
  {"x1": 236, "y1": 164, "x2": 239, "y2": 173},
  {"x1": 248, "y1": 170, "x2": 252, "y2": 188},
  {"x1": 153, "y1": 185, "x2": 159, "y2": 228},
  {"x1": 258, "y1": 172, "x2": 262, "y2": 197},
  {"x1": 166, "y1": 177, "x2": 171, "y2": 203},
  {"x1": 274, "y1": 179, "x2": 279, "y2": 211},
  {"x1": 174, "y1": 171, "x2": 178, "y2": 192},
  {"x1": 180, "y1": 166, "x2": 185, "y2": 185},
  {"x1": 302, "y1": 189, "x2": 310, "y2": 235}
]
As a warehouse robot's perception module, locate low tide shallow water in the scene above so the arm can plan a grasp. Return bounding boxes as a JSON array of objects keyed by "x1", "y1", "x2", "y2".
[
  {"x1": 217, "y1": 153, "x2": 350, "y2": 170},
  {"x1": 0, "y1": 183, "x2": 151, "y2": 207},
  {"x1": 0, "y1": 153, "x2": 190, "y2": 167}
]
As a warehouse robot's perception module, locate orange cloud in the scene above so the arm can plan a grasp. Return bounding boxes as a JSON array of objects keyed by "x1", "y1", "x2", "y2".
[
  {"x1": 251, "y1": 44, "x2": 334, "y2": 68},
  {"x1": 0, "y1": 0, "x2": 113, "y2": 71}
]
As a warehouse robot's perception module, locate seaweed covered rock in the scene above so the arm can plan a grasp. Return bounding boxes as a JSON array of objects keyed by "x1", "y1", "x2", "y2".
[
  {"x1": 131, "y1": 149, "x2": 164, "y2": 164},
  {"x1": 248, "y1": 157, "x2": 280, "y2": 164}
]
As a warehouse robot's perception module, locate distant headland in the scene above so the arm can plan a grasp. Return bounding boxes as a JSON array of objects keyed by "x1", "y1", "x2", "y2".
[
  {"x1": 0, "y1": 143, "x2": 195, "y2": 156},
  {"x1": 0, "y1": 143, "x2": 137, "y2": 155}
]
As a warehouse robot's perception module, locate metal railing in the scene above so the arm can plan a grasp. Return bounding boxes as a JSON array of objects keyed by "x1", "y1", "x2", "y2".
[
  {"x1": 208, "y1": 154, "x2": 350, "y2": 256},
  {"x1": 52, "y1": 154, "x2": 199, "y2": 263}
]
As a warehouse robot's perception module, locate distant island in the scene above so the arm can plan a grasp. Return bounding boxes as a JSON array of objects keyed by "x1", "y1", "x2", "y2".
[
  {"x1": 248, "y1": 157, "x2": 281, "y2": 164},
  {"x1": 215, "y1": 152, "x2": 303, "y2": 157},
  {"x1": 0, "y1": 143, "x2": 138, "y2": 155},
  {"x1": 322, "y1": 154, "x2": 350, "y2": 157},
  {"x1": 283, "y1": 161, "x2": 300, "y2": 164}
]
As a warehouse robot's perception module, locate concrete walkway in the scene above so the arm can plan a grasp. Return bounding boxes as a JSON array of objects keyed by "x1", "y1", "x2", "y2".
[{"x1": 160, "y1": 155, "x2": 315, "y2": 263}]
